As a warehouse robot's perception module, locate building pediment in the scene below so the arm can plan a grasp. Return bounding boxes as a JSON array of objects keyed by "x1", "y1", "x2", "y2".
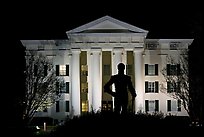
[{"x1": 66, "y1": 15, "x2": 148, "y2": 34}]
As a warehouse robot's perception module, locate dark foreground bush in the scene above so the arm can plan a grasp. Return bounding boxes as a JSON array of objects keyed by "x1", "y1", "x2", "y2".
[{"x1": 36, "y1": 111, "x2": 202, "y2": 137}]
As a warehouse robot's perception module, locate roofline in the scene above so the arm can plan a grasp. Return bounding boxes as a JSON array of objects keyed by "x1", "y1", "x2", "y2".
[{"x1": 66, "y1": 15, "x2": 149, "y2": 34}]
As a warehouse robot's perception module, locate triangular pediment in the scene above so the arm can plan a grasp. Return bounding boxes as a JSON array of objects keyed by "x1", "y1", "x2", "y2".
[{"x1": 66, "y1": 15, "x2": 148, "y2": 34}]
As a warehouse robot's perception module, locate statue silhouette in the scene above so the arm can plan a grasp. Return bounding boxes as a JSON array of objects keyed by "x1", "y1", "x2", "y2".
[{"x1": 104, "y1": 63, "x2": 137, "y2": 115}]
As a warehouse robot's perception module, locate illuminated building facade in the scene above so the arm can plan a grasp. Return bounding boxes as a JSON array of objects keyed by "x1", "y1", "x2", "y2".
[{"x1": 21, "y1": 16, "x2": 193, "y2": 122}]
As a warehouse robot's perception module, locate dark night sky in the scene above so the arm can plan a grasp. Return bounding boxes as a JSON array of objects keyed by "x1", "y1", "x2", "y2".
[{"x1": 5, "y1": 1, "x2": 202, "y2": 41}]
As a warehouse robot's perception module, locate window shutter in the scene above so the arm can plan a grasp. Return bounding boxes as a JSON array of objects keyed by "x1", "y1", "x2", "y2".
[
  {"x1": 66, "y1": 101, "x2": 69, "y2": 112},
  {"x1": 155, "y1": 81, "x2": 159, "y2": 93},
  {"x1": 167, "y1": 82, "x2": 171, "y2": 93},
  {"x1": 155, "y1": 100, "x2": 159, "y2": 111},
  {"x1": 56, "y1": 82, "x2": 59, "y2": 94},
  {"x1": 145, "y1": 64, "x2": 148, "y2": 75},
  {"x1": 177, "y1": 82, "x2": 181, "y2": 93},
  {"x1": 177, "y1": 100, "x2": 181, "y2": 111},
  {"x1": 34, "y1": 65, "x2": 38, "y2": 76},
  {"x1": 167, "y1": 100, "x2": 171, "y2": 111},
  {"x1": 177, "y1": 64, "x2": 180, "y2": 75},
  {"x1": 34, "y1": 82, "x2": 37, "y2": 92},
  {"x1": 44, "y1": 65, "x2": 47, "y2": 76},
  {"x1": 66, "y1": 65, "x2": 69, "y2": 76},
  {"x1": 56, "y1": 65, "x2": 59, "y2": 76},
  {"x1": 66, "y1": 82, "x2": 69, "y2": 93},
  {"x1": 56, "y1": 101, "x2": 59, "y2": 112},
  {"x1": 145, "y1": 81, "x2": 148, "y2": 93},
  {"x1": 167, "y1": 64, "x2": 170, "y2": 75},
  {"x1": 145, "y1": 100, "x2": 149, "y2": 112},
  {"x1": 155, "y1": 64, "x2": 158, "y2": 75}
]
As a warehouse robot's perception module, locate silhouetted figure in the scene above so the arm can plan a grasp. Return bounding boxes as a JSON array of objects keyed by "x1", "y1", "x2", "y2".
[{"x1": 104, "y1": 63, "x2": 137, "y2": 115}]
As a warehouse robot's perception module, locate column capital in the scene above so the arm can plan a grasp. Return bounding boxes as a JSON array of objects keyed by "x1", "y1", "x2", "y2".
[
  {"x1": 71, "y1": 48, "x2": 81, "y2": 53},
  {"x1": 91, "y1": 48, "x2": 101, "y2": 52},
  {"x1": 133, "y1": 47, "x2": 144, "y2": 53},
  {"x1": 113, "y1": 47, "x2": 123, "y2": 52}
]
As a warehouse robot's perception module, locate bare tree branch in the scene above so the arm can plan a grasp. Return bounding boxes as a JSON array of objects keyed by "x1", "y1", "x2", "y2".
[{"x1": 23, "y1": 51, "x2": 64, "y2": 125}]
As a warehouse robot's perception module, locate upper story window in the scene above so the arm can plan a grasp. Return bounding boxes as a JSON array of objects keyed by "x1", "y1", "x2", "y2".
[
  {"x1": 167, "y1": 82, "x2": 180, "y2": 93},
  {"x1": 81, "y1": 82, "x2": 88, "y2": 93},
  {"x1": 145, "y1": 64, "x2": 158, "y2": 76},
  {"x1": 38, "y1": 45, "x2": 44, "y2": 50},
  {"x1": 170, "y1": 42, "x2": 180, "y2": 50},
  {"x1": 167, "y1": 64, "x2": 180, "y2": 75},
  {"x1": 145, "y1": 81, "x2": 159, "y2": 93},
  {"x1": 104, "y1": 64, "x2": 111, "y2": 75},
  {"x1": 56, "y1": 82, "x2": 69, "y2": 94},
  {"x1": 56, "y1": 65, "x2": 69, "y2": 76},
  {"x1": 126, "y1": 64, "x2": 133, "y2": 75},
  {"x1": 34, "y1": 64, "x2": 48, "y2": 76},
  {"x1": 81, "y1": 65, "x2": 88, "y2": 76},
  {"x1": 146, "y1": 42, "x2": 158, "y2": 50},
  {"x1": 59, "y1": 65, "x2": 66, "y2": 75}
]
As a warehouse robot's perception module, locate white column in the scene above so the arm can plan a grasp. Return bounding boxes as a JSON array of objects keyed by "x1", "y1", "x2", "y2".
[
  {"x1": 111, "y1": 48, "x2": 123, "y2": 109},
  {"x1": 134, "y1": 48, "x2": 144, "y2": 113},
  {"x1": 91, "y1": 49, "x2": 102, "y2": 112},
  {"x1": 112, "y1": 48, "x2": 123, "y2": 75},
  {"x1": 87, "y1": 50, "x2": 92, "y2": 112},
  {"x1": 71, "y1": 49, "x2": 81, "y2": 116},
  {"x1": 122, "y1": 49, "x2": 127, "y2": 74}
]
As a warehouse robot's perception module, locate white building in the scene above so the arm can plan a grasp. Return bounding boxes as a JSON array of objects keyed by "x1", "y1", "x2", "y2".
[{"x1": 21, "y1": 15, "x2": 193, "y2": 122}]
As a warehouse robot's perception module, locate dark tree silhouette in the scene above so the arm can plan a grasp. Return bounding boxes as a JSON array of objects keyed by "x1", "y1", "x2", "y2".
[
  {"x1": 188, "y1": 10, "x2": 203, "y2": 125},
  {"x1": 161, "y1": 49, "x2": 202, "y2": 125}
]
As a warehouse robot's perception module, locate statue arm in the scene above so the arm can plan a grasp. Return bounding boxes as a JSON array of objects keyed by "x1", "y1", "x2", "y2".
[
  {"x1": 104, "y1": 76, "x2": 116, "y2": 97},
  {"x1": 127, "y1": 77, "x2": 137, "y2": 97}
]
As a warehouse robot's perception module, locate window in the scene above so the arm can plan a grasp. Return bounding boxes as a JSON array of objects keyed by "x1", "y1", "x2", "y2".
[
  {"x1": 167, "y1": 64, "x2": 180, "y2": 75},
  {"x1": 104, "y1": 65, "x2": 111, "y2": 75},
  {"x1": 102, "y1": 101, "x2": 113, "y2": 111},
  {"x1": 146, "y1": 43, "x2": 158, "y2": 50},
  {"x1": 81, "y1": 65, "x2": 88, "y2": 76},
  {"x1": 145, "y1": 64, "x2": 158, "y2": 75},
  {"x1": 82, "y1": 101, "x2": 88, "y2": 112},
  {"x1": 56, "y1": 82, "x2": 69, "y2": 94},
  {"x1": 81, "y1": 82, "x2": 88, "y2": 93},
  {"x1": 38, "y1": 45, "x2": 44, "y2": 50},
  {"x1": 34, "y1": 64, "x2": 48, "y2": 76},
  {"x1": 65, "y1": 101, "x2": 69, "y2": 112},
  {"x1": 56, "y1": 65, "x2": 69, "y2": 76},
  {"x1": 145, "y1": 100, "x2": 159, "y2": 112},
  {"x1": 167, "y1": 82, "x2": 180, "y2": 93},
  {"x1": 170, "y1": 42, "x2": 180, "y2": 50},
  {"x1": 126, "y1": 64, "x2": 133, "y2": 75},
  {"x1": 145, "y1": 81, "x2": 159, "y2": 93},
  {"x1": 167, "y1": 100, "x2": 181, "y2": 111},
  {"x1": 59, "y1": 65, "x2": 66, "y2": 76},
  {"x1": 56, "y1": 101, "x2": 60, "y2": 112}
]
